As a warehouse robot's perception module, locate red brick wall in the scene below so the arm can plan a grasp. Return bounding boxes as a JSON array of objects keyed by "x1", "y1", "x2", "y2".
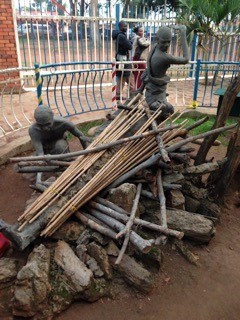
[{"x1": 0, "y1": 0, "x2": 19, "y2": 82}]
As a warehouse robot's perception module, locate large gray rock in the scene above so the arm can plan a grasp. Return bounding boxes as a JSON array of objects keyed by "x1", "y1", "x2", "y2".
[
  {"x1": 77, "y1": 278, "x2": 111, "y2": 302},
  {"x1": 87, "y1": 242, "x2": 113, "y2": 280},
  {"x1": 167, "y1": 209, "x2": 215, "y2": 243},
  {"x1": 107, "y1": 183, "x2": 137, "y2": 214},
  {"x1": 54, "y1": 240, "x2": 93, "y2": 292},
  {"x1": 182, "y1": 181, "x2": 207, "y2": 200},
  {"x1": 197, "y1": 199, "x2": 221, "y2": 219},
  {"x1": 51, "y1": 221, "x2": 85, "y2": 242},
  {"x1": 12, "y1": 244, "x2": 51, "y2": 318},
  {"x1": 185, "y1": 195, "x2": 200, "y2": 213},
  {"x1": 166, "y1": 189, "x2": 185, "y2": 210},
  {"x1": 0, "y1": 258, "x2": 19, "y2": 288},
  {"x1": 142, "y1": 197, "x2": 215, "y2": 243}
]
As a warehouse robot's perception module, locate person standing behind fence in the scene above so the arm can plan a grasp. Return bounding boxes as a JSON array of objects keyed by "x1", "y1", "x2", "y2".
[
  {"x1": 132, "y1": 26, "x2": 150, "y2": 90},
  {"x1": 112, "y1": 20, "x2": 135, "y2": 100}
]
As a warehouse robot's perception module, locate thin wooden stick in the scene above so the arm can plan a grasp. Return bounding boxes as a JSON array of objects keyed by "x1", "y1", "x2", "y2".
[
  {"x1": 144, "y1": 105, "x2": 170, "y2": 163},
  {"x1": 157, "y1": 169, "x2": 167, "y2": 227},
  {"x1": 115, "y1": 183, "x2": 142, "y2": 265},
  {"x1": 88, "y1": 200, "x2": 183, "y2": 239}
]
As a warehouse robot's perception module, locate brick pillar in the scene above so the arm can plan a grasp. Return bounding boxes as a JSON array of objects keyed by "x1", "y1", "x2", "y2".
[{"x1": 0, "y1": 0, "x2": 19, "y2": 82}]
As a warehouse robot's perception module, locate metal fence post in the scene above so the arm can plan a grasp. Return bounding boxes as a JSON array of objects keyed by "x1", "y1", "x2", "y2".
[
  {"x1": 189, "y1": 33, "x2": 198, "y2": 78},
  {"x1": 34, "y1": 63, "x2": 43, "y2": 106},
  {"x1": 116, "y1": 4, "x2": 120, "y2": 29},
  {"x1": 192, "y1": 58, "x2": 201, "y2": 108},
  {"x1": 111, "y1": 59, "x2": 117, "y2": 110}
]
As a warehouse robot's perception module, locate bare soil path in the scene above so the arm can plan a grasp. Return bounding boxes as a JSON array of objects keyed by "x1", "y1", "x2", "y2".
[{"x1": 0, "y1": 141, "x2": 239, "y2": 320}]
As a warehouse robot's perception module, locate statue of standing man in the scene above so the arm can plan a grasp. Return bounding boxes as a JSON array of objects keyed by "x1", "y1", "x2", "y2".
[{"x1": 143, "y1": 25, "x2": 189, "y2": 119}]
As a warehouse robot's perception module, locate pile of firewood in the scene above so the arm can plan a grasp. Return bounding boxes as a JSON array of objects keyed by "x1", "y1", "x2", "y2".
[
  {"x1": 8, "y1": 94, "x2": 237, "y2": 251},
  {"x1": 1, "y1": 84, "x2": 239, "y2": 318}
]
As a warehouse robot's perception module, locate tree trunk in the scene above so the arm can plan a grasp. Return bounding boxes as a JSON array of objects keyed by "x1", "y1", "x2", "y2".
[
  {"x1": 194, "y1": 75, "x2": 240, "y2": 165},
  {"x1": 210, "y1": 125, "x2": 240, "y2": 199}
]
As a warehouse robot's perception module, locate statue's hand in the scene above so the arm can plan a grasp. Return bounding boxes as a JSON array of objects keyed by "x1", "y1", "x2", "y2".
[
  {"x1": 174, "y1": 25, "x2": 187, "y2": 32},
  {"x1": 36, "y1": 172, "x2": 42, "y2": 185}
]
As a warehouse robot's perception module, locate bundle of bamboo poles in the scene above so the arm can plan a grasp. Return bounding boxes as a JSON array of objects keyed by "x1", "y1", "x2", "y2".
[{"x1": 15, "y1": 98, "x2": 236, "y2": 237}]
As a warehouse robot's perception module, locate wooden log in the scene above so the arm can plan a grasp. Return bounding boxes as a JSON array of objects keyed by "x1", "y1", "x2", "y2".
[
  {"x1": 166, "y1": 124, "x2": 236, "y2": 153},
  {"x1": 89, "y1": 199, "x2": 184, "y2": 239},
  {"x1": 86, "y1": 207, "x2": 152, "y2": 253},
  {"x1": 157, "y1": 169, "x2": 167, "y2": 227},
  {"x1": 158, "y1": 160, "x2": 172, "y2": 170},
  {"x1": 185, "y1": 116, "x2": 209, "y2": 132},
  {"x1": 210, "y1": 124, "x2": 240, "y2": 199},
  {"x1": 48, "y1": 160, "x2": 72, "y2": 167},
  {"x1": 182, "y1": 159, "x2": 227, "y2": 175},
  {"x1": 15, "y1": 165, "x2": 63, "y2": 173},
  {"x1": 17, "y1": 161, "x2": 49, "y2": 167},
  {"x1": 30, "y1": 183, "x2": 47, "y2": 193},
  {"x1": 0, "y1": 206, "x2": 56, "y2": 250},
  {"x1": 189, "y1": 154, "x2": 214, "y2": 163},
  {"x1": 10, "y1": 125, "x2": 180, "y2": 163},
  {"x1": 194, "y1": 75, "x2": 240, "y2": 165},
  {"x1": 75, "y1": 211, "x2": 118, "y2": 239},
  {"x1": 176, "y1": 146, "x2": 196, "y2": 153},
  {"x1": 102, "y1": 125, "x2": 235, "y2": 196},
  {"x1": 17, "y1": 160, "x2": 71, "y2": 167},
  {"x1": 169, "y1": 152, "x2": 190, "y2": 165},
  {"x1": 187, "y1": 137, "x2": 221, "y2": 146}
]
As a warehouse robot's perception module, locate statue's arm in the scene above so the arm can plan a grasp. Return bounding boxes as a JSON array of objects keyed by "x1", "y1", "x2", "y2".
[
  {"x1": 170, "y1": 25, "x2": 189, "y2": 64},
  {"x1": 28, "y1": 126, "x2": 44, "y2": 156},
  {"x1": 138, "y1": 37, "x2": 150, "y2": 48},
  {"x1": 65, "y1": 122, "x2": 90, "y2": 149},
  {"x1": 28, "y1": 126, "x2": 43, "y2": 184}
]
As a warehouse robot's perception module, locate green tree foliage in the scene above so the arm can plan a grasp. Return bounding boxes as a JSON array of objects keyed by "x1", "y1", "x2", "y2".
[
  {"x1": 176, "y1": 0, "x2": 240, "y2": 39},
  {"x1": 121, "y1": 0, "x2": 179, "y2": 18}
]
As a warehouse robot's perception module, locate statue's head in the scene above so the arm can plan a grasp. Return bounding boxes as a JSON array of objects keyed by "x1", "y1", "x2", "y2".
[
  {"x1": 34, "y1": 105, "x2": 54, "y2": 131},
  {"x1": 118, "y1": 20, "x2": 127, "y2": 33},
  {"x1": 156, "y1": 26, "x2": 172, "y2": 52}
]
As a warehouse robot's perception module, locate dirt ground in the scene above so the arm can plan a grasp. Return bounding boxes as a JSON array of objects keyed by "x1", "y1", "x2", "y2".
[{"x1": 0, "y1": 141, "x2": 240, "y2": 320}]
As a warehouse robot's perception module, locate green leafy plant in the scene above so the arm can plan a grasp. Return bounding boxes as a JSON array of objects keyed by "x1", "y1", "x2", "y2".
[{"x1": 173, "y1": 113, "x2": 238, "y2": 145}]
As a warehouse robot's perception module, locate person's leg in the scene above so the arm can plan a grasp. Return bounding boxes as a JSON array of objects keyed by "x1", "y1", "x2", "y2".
[
  {"x1": 117, "y1": 74, "x2": 127, "y2": 100},
  {"x1": 136, "y1": 62, "x2": 146, "y2": 89},
  {"x1": 116, "y1": 75, "x2": 121, "y2": 99},
  {"x1": 126, "y1": 74, "x2": 136, "y2": 97}
]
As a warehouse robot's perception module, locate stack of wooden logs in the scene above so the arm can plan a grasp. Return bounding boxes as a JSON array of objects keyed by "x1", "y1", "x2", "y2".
[{"x1": 9, "y1": 94, "x2": 238, "y2": 263}]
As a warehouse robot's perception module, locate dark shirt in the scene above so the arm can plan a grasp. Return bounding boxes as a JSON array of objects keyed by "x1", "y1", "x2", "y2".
[{"x1": 112, "y1": 30, "x2": 132, "y2": 56}]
